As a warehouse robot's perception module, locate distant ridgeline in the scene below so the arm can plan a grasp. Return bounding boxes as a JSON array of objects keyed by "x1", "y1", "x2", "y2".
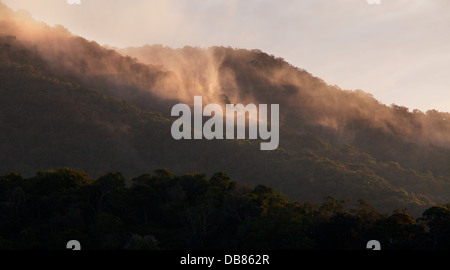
[
  {"x1": 0, "y1": 168, "x2": 450, "y2": 250},
  {"x1": 1, "y1": 1, "x2": 450, "y2": 218}
]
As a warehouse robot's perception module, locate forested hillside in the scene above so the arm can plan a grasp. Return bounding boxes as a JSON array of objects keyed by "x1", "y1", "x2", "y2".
[
  {"x1": 1, "y1": 2, "x2": 450, "y2": 218},
  {"x1": 1, "y1": 168, "x2": 449, "y2": 250}
]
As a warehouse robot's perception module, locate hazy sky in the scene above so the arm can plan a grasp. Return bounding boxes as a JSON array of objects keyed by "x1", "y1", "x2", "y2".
[{"x1": 3, "y1": 0, "x2": 450, "y2": 112}]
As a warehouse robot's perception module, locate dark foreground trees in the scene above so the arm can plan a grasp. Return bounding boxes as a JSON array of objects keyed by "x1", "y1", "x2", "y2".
[{"x1": 0, "y1": 168, "x2": 449, "y2": 250}]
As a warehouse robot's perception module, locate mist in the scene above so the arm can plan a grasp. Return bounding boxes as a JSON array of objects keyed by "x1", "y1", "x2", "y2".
[
  {"x1": 120, "y1": 44, "x2": 450, "y2": 149},
  {"x1": 3, "y1": 0, "x2": 450, "y2": 113},
  {"x1": 1, "y1": 1, "x2": 450, "y2": 150}
]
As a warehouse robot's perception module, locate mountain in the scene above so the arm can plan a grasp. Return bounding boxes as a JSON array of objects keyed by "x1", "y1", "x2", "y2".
[{"x1": 1, "y1": 2, "x2": 450, "y2": 217}]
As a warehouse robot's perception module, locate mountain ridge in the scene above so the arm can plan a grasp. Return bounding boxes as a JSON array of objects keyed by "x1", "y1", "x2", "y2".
[{"x1": 1, "y1": 2, "x2": 450, "y2": 216}]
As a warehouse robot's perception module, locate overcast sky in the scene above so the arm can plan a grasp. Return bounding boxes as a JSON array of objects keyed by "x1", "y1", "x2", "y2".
[{"x1": 3, "y1": 0, "x2": 450, "y2": 112}]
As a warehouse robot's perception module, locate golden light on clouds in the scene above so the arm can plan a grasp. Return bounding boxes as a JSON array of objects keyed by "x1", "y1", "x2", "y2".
[{"x1": 2, "y1": 0, "x2": 450, "y2": 112}]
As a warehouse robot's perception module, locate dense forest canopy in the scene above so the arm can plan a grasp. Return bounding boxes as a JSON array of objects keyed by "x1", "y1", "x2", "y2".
[
  {"x1": 0, "y1": 2, "x2": 450, "y2": 220},
  {"x1": 1, "y1": 168, "x2": 450, "y2": 250}
]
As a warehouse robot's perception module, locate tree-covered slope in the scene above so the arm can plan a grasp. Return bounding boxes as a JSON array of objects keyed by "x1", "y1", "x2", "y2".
[
  {"x1": 2, "y1": 168, "x2": 449, "y2": 250},
  {"x1": 1, "y1": 2, "x2": 450, "y2": 217}
]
